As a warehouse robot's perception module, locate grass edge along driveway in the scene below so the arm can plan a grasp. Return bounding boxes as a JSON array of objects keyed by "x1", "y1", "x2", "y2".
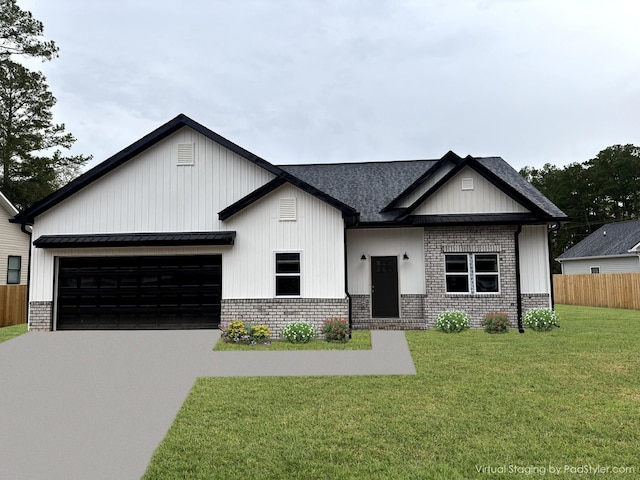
[
  {"x1": 0, "y1": 323, "x2": 27, "y2": 343},
  {"x1": 144, "y1": 304, "x2": 640, "y2": 479}
]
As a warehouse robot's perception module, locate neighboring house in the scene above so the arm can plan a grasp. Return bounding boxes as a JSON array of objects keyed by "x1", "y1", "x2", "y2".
[
  {"x1": 13, "y1": 114, "x2": 567, "y2": 333},
  {"x1": 557, "y1": 219, "x2": 640, "y2": 274},
  {"x1": 0, "y1": 190, "x2": 30, "y2": 286}
]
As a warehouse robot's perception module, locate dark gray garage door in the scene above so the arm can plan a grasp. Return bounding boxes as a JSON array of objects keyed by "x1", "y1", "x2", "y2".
[{"x1": 56, "y1": 255, "x2": 221, "y2": 330}]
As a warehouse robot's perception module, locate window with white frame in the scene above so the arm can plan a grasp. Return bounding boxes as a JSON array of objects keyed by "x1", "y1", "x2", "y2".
[
  {"x1": 590, "y1": 266, "x2": 600, "y2": 274},
  {"x1": 444, "y1": 253, "x2": 500, "y2": 294},
  {"x1": 275, "y1": 252, "x2": 301, "y2": 296},
  {"x1": 445, "y1": 254, "x2": 470, "y2": 293},
  {"x1": 7, "y1": 256, "x2": 21, "y2": 284}
]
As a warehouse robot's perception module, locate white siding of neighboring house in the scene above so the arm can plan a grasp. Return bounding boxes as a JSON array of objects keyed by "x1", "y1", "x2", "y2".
[
  {"x1": 560, "y1": 256, "x2": 640, "y2": 274},
  {"x1": 397, "y1": 161, "x2": 455, "y2": 208},
  {"x1": 346, "y1": 228, "x2": 425, "y2": 295},
  {"x1": 223, "y1": 183, "x2": 345, "y2": 299},
  {"x1": 518, "y1": 225, "x2": 551, "y2": 294},
  {"x1": 412, "y1": 167, "x2": 530, "y2": 215},
  {"x1": 0, "y1": 202, "x2": 30, "y2": 285},
  {"x1": 34, "y1": 127, "x2": 276, "y2": 235}
]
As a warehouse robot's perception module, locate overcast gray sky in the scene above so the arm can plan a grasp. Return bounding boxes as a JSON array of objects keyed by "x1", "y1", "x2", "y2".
[{"x1": 19, "y1": 0, "x2": 640, "y2": 171}]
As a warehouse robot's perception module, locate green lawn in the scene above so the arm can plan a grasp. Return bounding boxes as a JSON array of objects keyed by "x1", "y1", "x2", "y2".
[
  {"x1": 145, "y1": 304, "x2": 640, "y2": 479},
  {"x1": 214, "y1": 330, "x2": 371, "y2": 351},
  {"x1": 0, "y1": 323, "x2": 27, "y2": 343}
]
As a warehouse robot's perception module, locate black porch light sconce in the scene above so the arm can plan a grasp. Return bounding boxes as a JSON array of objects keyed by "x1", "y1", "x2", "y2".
[
  {"x1": 403, "y1": 252, "x2": 409, "y2": 260},
  {"x1": 361, "y1": 254, "x2": 367, "y2": 261}
]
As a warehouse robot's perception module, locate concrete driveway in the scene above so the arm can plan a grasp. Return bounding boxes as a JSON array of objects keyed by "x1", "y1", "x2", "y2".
[{"x1": 0, "y1": 329, "x2": 415, "y2": 480}]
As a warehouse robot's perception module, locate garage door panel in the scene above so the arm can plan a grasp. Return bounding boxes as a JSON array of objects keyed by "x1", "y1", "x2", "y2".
[{"x1": 56, "y1": 255, "x2": 221, "y2": 330}]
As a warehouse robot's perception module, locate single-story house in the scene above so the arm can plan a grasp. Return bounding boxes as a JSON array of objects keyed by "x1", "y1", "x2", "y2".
[
  {"x1": 557, "y1": 219, "x2": 640, "y2": 274},
  {"x1": 1, "y1": 190, "x2": 30, "y2": 286},
  {"x1": 12, "y1": 114, "x2": 567, "y2": 333}
]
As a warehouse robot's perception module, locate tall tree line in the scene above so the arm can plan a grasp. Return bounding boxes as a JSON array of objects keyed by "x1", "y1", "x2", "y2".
[
  {"x1": 520, "y1": 144, "x2": 640, "y2": 269},
  {"x1": 1, "y1": 0, "x2": 90, "y2": 210}
]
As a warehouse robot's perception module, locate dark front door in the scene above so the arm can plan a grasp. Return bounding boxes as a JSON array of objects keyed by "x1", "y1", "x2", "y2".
[
  {"x1": 56, "y1": 255, "x2": 222, "y2": 330},
  {"x1": 371, "y1": 256, "x2": 399, "y2": 318}
]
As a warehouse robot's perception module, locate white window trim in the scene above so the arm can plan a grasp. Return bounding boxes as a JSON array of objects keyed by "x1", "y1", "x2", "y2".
[
  {"x1": 474, "y1": 253, "x2": 500, "y2": 294},
  {"x1": 7, "y1": 255, "x2": 21, "y2": 285},
  {"x1": 274, "y1": 250, "x2": 303, "y2": 297},
  {"x1": 444, "y1": 253, "x2": 500, "y2": 295},
  {"x1": 590, "y1": 266, "x2": 600, "y2": 274},
  {"x1": 444, "y1": 254, "x2": 470, "y2": 294}
]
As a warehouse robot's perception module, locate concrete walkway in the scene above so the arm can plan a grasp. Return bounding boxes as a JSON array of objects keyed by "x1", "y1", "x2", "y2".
[{"x1": 0, "y1": 330, "x2": 415, "y2": 480}]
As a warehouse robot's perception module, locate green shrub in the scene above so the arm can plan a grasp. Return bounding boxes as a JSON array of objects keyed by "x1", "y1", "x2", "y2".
[
  {"x1": 322, "y1": 317, "x2": 350, "y2": 343},
  {"x1": 523, "y1": 308, "x2": 560, "y2": 331},
  {"x1": 250, "y1": 324, "x2": 271, "y2": 342},
  {"x1": 434, "y1": 310, "x2": 471, "y2": 333},
  {"x1": 220, "y1": 320, "x2": 249, "y2": 343},
  {"x1": 482, "y1": 312, "x2": 510, "y2": 334},
  {"x1": 221, "y1": 320, "x2": 271, "y2": 345},
  {"x1": 281, "y1": 321, "x2": 316, "y2": 343}
]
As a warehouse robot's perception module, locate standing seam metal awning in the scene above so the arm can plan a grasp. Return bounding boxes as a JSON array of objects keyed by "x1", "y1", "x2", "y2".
[{"x1": 33, "y1": 231, "x2": 236, "y2": 248}]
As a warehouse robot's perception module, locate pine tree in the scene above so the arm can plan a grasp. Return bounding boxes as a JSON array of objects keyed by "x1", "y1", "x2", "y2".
[{"x1": 0, "y1": 0, "x2": 90, "y2": 209}]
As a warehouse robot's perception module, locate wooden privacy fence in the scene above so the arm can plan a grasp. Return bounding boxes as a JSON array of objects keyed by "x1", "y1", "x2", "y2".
[
  {"x1": 0, "y1": 285, "x2": 27, "y2": 327},
  {"x1": 553, "y1": 273, "x2": 640, "y2": 310}
]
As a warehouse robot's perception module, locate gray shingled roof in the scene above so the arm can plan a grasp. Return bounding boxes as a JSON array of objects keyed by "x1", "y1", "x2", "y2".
[
  {"x1": 558, "y1": 219, "x2": 640, "y2": 259},
  {"x1": 280, "y1": 157, "x2": 566, "y2": 223},
  {"x1": 281, "y1": 160, "x2": 437, "y2": 223},
  {"x1": 476, "y1": 157, "x2": 566, "y2": 218}
]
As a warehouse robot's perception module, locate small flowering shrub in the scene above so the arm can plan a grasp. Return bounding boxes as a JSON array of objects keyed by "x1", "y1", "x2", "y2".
[
  {"x1": 482, "y1": 312, "x2": 510, "y2": 334},
  {"x1": 220, "y1": 320, "x2": 248, "y2": 343},
  {"x1": 281, "y1": 321, "x2": 316, "y2": 343},
  {"x1": 523, "y1": 308, "x2": 560, "y2": 331},
  {"x1": 434, "y1": 310, "x2": 471, "y2": 333},
  {"x1": 322, "y1": 317, "x2": 350, "y2": 343},
  {"x1": 251, "y1": 324, "x2": 271, "y2": 342},
  {"x1": 220, "y1": 320, "x2": 271, "y2": 345}
]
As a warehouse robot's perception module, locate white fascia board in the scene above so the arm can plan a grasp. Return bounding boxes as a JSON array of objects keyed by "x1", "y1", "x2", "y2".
[
  {"x1": 557, "y1": 253, "x2": 637, "y2": 262},
  {"x1": 0, "y1": 190, "x2": 19, "y2": 216}
]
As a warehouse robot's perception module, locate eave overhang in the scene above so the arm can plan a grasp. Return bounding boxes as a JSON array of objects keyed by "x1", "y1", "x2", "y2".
[{"x1": 33, "y1": 231, "x2": 236, "y2": 249}]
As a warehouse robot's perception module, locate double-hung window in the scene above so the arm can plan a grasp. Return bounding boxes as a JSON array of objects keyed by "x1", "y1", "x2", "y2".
[
  {"x1": 275, "y1": 252, "x2": 301, "y2": 296},
  {"x1": 474, "y1": 254, "x2": 499, "y2": 293},
  {"x1": 444, "y1": 254, "x2": 470, "y2": 293},
  {"x1": 444, "y1": 253, "x2": 499, "y2": 294},
  {"x1": 7, "y1": 256, "x2": 21, "y2": 284}
]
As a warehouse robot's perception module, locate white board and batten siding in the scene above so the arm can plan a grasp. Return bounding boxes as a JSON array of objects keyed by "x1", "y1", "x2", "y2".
[
  {"x1": 561, "y1": 256, "x2": 640, "y2": 274},
  {"x1": 346, "y1": 228, "x2": 425, "y2": 295},
  {"x1": 0, "y1": 202, "x2": 30, "y2": 285},
  {"x1": 412, "y1": 167, "x2": 530, "y2": 215},
  {"x1": 518, "y1": 225, "x2": 551, "y2": 294},
  {"x1": 30, "y1": 126, "x2": 345, "y2": 302},
  {"x1": 397, "y1": 162, "x2": 455, "y2": 208},
  {"x1": 224, "y1": 184, "x2": 345, "y2": 299},
  {"x1": 34, "y1": 127, "x2": 276, "y2": 235}
]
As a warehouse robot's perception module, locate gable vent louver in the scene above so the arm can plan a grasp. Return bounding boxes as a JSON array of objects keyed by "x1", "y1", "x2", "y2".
[
  {"x1": 177, "y1": 143, "x2": 195, "y2": 165},
  {"x1": 461, "y1": 177, "x2": 474, "y2": 191},
  {"x1": 279, "y1": 198, "x2": 297, "y2": 221}
]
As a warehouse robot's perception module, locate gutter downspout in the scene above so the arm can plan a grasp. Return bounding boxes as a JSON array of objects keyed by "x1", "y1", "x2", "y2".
[
  {"x1": 343, "y1": 221, "x2": 353, "y2": 339},
  {"x1": 548, "y1": 223, "x2": 561, "y2": 309},
  {"x1": 20, "y1": 223, "x2": 32, "y2": 329},
  {"x1": 514, "y1": 225, "x2": 524, "y2": 333}
]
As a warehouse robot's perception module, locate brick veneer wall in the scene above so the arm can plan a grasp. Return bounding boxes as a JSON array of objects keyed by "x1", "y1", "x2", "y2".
[
  {"x1": 221, "y1": 298, "x2": 348, "y2": 339},
  {"x1": 424, "y1": 225, "x2": 519, "y2": 328},
  {"x1": 351, "y1": 294, "x2": 428, "y2": 330},
  {"x1": 521, "y1": 293, "x2": 552, "y2": 312},
  {"x1": 29, "y1": 301, "x2": 53, "y2": 331}
]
